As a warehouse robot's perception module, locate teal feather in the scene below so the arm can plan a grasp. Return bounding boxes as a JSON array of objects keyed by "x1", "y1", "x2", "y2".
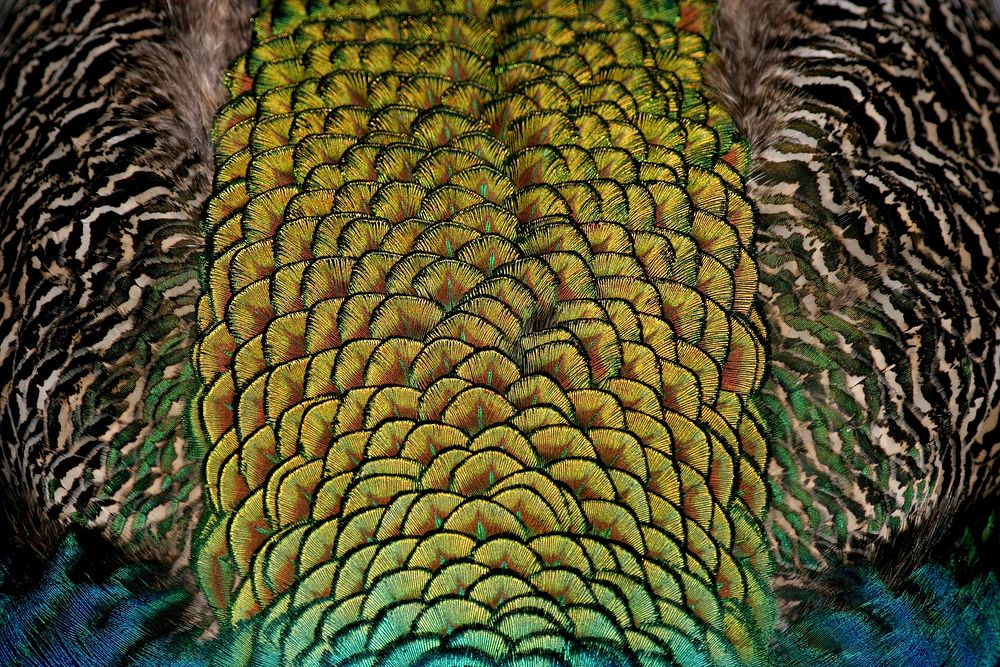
[{"x1": 773, "y1": 564, "x2": 1000, "y2": 667}]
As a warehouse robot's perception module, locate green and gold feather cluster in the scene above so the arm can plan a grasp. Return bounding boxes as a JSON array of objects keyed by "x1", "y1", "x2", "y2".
[{"x1": 190, "y1": 1, "x2": 772, "y2": 664}]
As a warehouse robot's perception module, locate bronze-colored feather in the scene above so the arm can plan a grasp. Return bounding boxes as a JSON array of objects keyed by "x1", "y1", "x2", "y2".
[{"x1": 191, "y1": 1, "x2": 771, "y2": 664}]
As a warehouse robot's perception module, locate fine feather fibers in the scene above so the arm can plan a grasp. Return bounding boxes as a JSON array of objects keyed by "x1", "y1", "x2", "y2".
[
  {"x1": 143, "y1": 0, "x2": 259, "y2": 163},
  {"x1": 704, "y1": 0, "x2": 801, "y2": 168}
]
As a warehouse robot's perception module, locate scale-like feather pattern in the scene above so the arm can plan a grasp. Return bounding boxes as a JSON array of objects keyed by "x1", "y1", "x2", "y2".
[{"x1": 192, "y1": 1, "x2": 772, "y2": 664}]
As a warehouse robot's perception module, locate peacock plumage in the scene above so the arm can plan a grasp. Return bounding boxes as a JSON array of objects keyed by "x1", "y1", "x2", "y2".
[{"x1": 0, "y1": 0, "x2": 997, "y2": 665}]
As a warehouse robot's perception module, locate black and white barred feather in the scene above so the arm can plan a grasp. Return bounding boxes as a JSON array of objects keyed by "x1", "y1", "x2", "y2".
[
  {"x1": 710, "y1": 0, "x2": 1000, "y2": 589},
  {"x1": 0, "y1": 0, "x2": 253, "y2": 563}
]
